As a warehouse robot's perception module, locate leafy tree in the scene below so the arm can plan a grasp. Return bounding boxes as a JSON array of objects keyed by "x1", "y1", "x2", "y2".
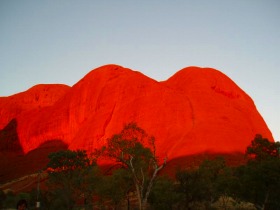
[
  {"x1": 46, "y1": 149, "x2": 99, "y2": 210},
  {"x1": 96, "y1": 168, "x2": 133, "y2": 209},
  {"x1": 233, "y1": 161, "x2": 280, "y2": 210},
  {"x1": 175, "y1": 157, "x2": 226, "y2": 210},
  {"x1": 198, "y1": 157, "x2": 226, "y2": 207},
  {"x1": 233, "y1": 135, "x2": 280, "y2": 210},
  {"x1": 175, "y1": 167, "x2": 205, "y2": 209},
  {"x1": 96, "y1": 122, "x2": 166, "y2": 210},
  {"x1": 246, "y1": 134, "x2": 280, "y2": 161},
  {"x1": 214, "y1": 165, "x2": 242, "y2": 208},
  {"x1": 47, "y1": 149, "x2": 92, "y2": 172},
  {"x1": 149, "y1": 176, "x2": 181, "y2": 210}
]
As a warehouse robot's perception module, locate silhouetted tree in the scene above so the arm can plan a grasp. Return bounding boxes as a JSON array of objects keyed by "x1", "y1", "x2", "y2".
[
  {"x1": 233, "y1": 135, "x2": 280, "y2": 210},
  {"x1": 46, "y1": 150, "x2": 99, "y2": 210},
  {"x1": 96, "y1": 122, "x2": 166, "y2": 210},
  {"x1": 246, "y1": 134, "x2": 280, "y2": 161},
  {"x1": 96, "y1": 168, "x2": 133, "y2": 209},
  {"x1": 175, "y1": 157, "x2": 226, "y2": 209},
  {"x1": 198, "y1": 157, "x2": 226, "y2": 208},
  {"x1": 149, "y1": 176, "x2": 181, "y2": 210}
]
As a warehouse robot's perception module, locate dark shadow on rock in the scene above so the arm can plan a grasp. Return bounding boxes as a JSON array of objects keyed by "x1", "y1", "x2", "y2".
[
  {"x1": 0, "y1": 118, "x2": 22, "y2": 153},
  {"x1": 159, "y1": 152, "x2": 247, "y2": 178},
  {"x1": 0, "y1": 139, "x2": 68, "y2": 184}
]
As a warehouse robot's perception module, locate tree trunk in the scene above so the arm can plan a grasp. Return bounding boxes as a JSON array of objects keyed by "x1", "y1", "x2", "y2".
[
  {"x1": 135, "y1": 184, "x2": 142, "y2": 210},
  {"x1": 126, "y1": 193, "x2": 130, "y2": 210},
  {"x1": 142, "y1": 161, "x2": 165, "y2": 208}
]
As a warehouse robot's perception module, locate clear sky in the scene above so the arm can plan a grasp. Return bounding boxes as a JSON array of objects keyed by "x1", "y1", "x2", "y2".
[{"x1": 1, "y1": 1, "x2": 279, "y2": 141}]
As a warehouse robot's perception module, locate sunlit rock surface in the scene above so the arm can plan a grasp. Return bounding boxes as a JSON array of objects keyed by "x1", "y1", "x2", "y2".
[{"x1": 0, "y1": 65, "x2": 273, "y2": 162}]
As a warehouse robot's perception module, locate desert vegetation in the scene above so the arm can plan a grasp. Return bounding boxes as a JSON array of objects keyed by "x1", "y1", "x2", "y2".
[{"x1": 1, "y1": 125, "x2": 279, "y2": 210}]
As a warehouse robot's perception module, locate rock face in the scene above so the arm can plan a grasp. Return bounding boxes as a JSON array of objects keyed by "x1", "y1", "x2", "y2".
[
  {"x1": 0, "y1": 65, "x2": 274, "y2": 162},
  {"x1": 0, "y1": 84, "x2": 70, "y2": 152}
]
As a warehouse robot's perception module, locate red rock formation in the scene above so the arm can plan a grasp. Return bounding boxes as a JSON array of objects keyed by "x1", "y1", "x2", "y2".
[
  {"x1": 0, "y1": 84, "x2": 70, "y2": 153},
  {"x1": 0, "y1": 84, "x2": 70, "y2": 129},
  {"x1": 0, "y1": 65, "x2": 274, "y2": 163}
]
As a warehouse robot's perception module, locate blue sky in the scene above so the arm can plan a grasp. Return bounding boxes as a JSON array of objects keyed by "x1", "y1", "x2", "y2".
[{"x1": 0, "y1": 0, "x2": 279, "y2": 141}]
